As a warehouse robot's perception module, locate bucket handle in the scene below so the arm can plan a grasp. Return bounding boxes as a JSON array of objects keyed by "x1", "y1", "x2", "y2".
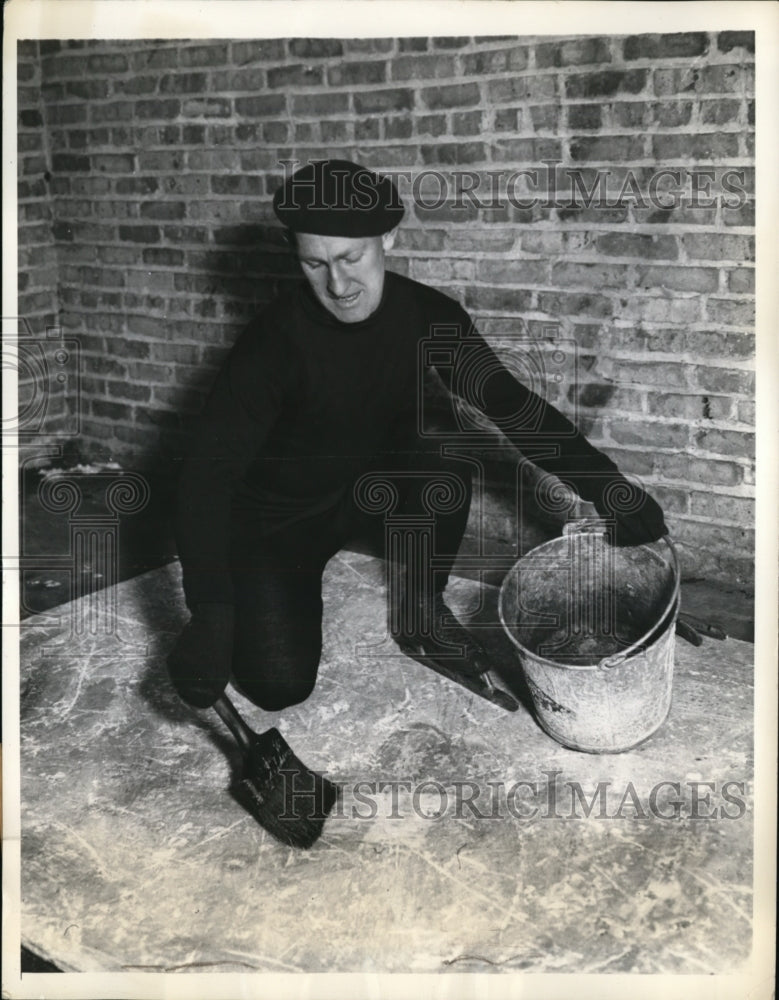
[{"x1": 559, "y1": 526, "x2": 681, "y2": 670}]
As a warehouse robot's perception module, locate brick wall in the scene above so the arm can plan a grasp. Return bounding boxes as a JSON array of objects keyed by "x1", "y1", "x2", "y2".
[
  {"x1": 17, "y1": 42, "x2": 75, "y2": 446},
  {"x1": 17, "y1": 33, "x2": 755, "y2": 586}
]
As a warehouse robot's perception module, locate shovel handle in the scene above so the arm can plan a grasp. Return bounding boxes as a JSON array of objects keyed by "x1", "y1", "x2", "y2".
[{"x1": 213, "y1": 694, "x2": 257, "y2": 754}]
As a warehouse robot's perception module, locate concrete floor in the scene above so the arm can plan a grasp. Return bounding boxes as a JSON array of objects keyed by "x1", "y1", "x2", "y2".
[{"x1": 18, "y1": 552, "x2": 753, "y2": 975}]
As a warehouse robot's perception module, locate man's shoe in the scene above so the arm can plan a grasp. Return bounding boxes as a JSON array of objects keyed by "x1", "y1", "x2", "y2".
[{"x1": 396, "y1": 594, "x2": 519, "y2": 712}]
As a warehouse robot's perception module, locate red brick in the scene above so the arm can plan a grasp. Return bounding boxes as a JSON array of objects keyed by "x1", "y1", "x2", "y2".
[
  {"x1": 691, "y1": 366, "x2": 754, "y2": 395},
  {"x1": 19, "y1": 108, "x2": 44, "y2": 128},
  {"x1": 683, "y1": 233, "x2": 753, "y2": 262},
  {"x1": 602, "y1": 448, "x2": 655, "y2": 478},
  {"x1": 647, "y1": 392, "x2": 733, "y2": 421},
  {"x1": 465, "y1": 287, "x2": 533, "y2": 313},
  {"x1": 654, "y1": 64, "x2": 752, "y2": 97},
  {"x1": 432, "y1": 37, "x2": 470, "y2": 49},
  {"x1": 131, "y1": 47, "x2": 178, "y2": 71},
  {"x1": 478, "y1": 259, "x2": 549, "y2": 284},
  {"x1": 89, "y1": 100, "x2": 134, "y2": 123},
  {"x1": 87, "y1": 52, "x2": 129, "y2": 73},
  {"x1": 717, "y1": 31, "x2": 755, "y2": 55},
  {"x1": 394, "y1": 229, "x2": 447, "y2": 252},
  {"x1": 391, "y1": 55, "x2": 455, "y2": 81},
  {"x1": 689, "y1": 492, "x2": 754, "y2": 524},
  {"x1": 567, "y1": 104, "x2": 602, "y2": 129},
  {"x1": 674, "y1": 521, "x2": 754, "y2": 557},
  {"x1": 488, "y1": 76, "x2": 557, "y2": 103},
  {"x1": 292, "y1": 123, "x2": 316, "y2": 144},
  {"x1": 127, "y1": 362, "x2": 174, "y2": 384},
  {"x1": 685, "y1": 330, "x2": 754, "y2": 361},
  {"x1": 635, "y1": 265, "x2": 718, "y2": 293},
  {"x1": 345, "y1": 39, "x2": 394, "y2": 54},
  {"x1": 491, "y1": 138, "x2": 562, "y2": 161},
  {"x1": 461, "y1": 48, "x2": 529, "y2": 74},
  {"x1": 331, "y1": 64, "x2": 390, "y2": 92},
  {"x1": 135, "y1": 99, "x2": 181, "y2": 119},
  {"x1": 384, "y1": 118, "x2": 413, "y2": 140},
  {"x1": 421, "y1": 83, "x2": 481, "y2": 110},
  {"x1": 705, "y1": 298, "x2": 754, "y2": 327},
  {"x1": 268, "y1": 64, "x2": 325, "y2": 88},
  {"x1": 736, "y1": 400, "x2": 755, "y2": 424},
  {"x1": 108, "y1": 380, "x2": 151, "y2": 402},
  {"x1": 289, "y1": 92, "x2": 348, "y2": 119},
  {"x1": 51, "y1": 153, "x2": 90, "y2": 173},
  {"x1": 655, "y1": 102, "x2": 693, "y2": 127},
  {"x1": 656, "y1": 454, "x2": 743, "y2": 486},
  {"x1": 96, "y1": 246, "x2": 140, "y2": 265},
  {"x1": 163, "y1": 225, "x2": 209, "y2": 243},
  {"x1": 609, "y1": 419, "x2": 689, "y2": 449},
  {"x1": 184, "y1": 149, "x2": 238, "y2": 171},
  {"x1": 537, "y1": 291, "x2": 613, "y2": 319},
  {"x1": 694, "y1": 426, "x2": 754, "y2": 456},
  {"x1": 210, "y1": 175, "x2": 265, "y2": 196},
  {"x1": 421, "y1": 142, "x2": 487, "y2": 166},
  {"x1": 321, "y1": 120, "x2": 352, "y2": 143},
  {"x1": 211, "y1": 69, "x2": 266, "y2": 92},
  {"x1": 231, "y1": 39, "x2": 287, "y2": 63},
  {"x1": 61, "y1": 263, "x2": 126, "y2": 287},
  {"x1": 151, "y1": 342, "x2": 202, "y2": 364},
  {"x1": 91, "y1": 153, "x2": 136, "y2": 173},
  {"x1": 180, "y1": 44, "x2": 229, "y2": 67},
  {"x1": 727, "y1": 268, "x2": 754, "y2": 294},
  {"x1": 565, "y1": 69, "x2": 648, "y2": 99},
  {"x1": 159, "y1": 71, "x2": 208, "y2": 94},
  {"x1": 354, "y1": 89, "x2": 413, "y2": 114},
  {"x1": 92, "y1": 398, "x2": 132, "y2": 421},
  {"x1": 41, "y1": 53, "x2": 90, "y2": 77},
  {"x1": 234, "y1": 95, "x2": 287, "y2": 118},
  {"x1": 181, "y1": 98, "x2": 232, "y2": 118},
  {"x1": 536, "y1": 38, "x2": 611, "y2": 67},
  {"x1": 652, "y1": 133, "x2": 739, "y2": 160},
  {"x1": 623, "y1": 33, "x2": 709, "y2": 60},
  {"x1": 722, "y1": 201, "x2": 754, "y2": 227},
  {"x1": 700, "y1": 100, "x2": 742, "y2": 125},
  {"x1": 118, "y1": 225, "x2": 160, "y2": 244},
  {"x1": 111, "y1": 75, "x2": 157, "y2": 96},
  {"x1": 411, "y1": 258, "x2": 474, "y2": 283},
  {"x1": 597, "y1": 233, "x2": 678, "y2": 260},
  {"x1": 288, "y1": 38, "x2": 343, "y2": 58},
  {"x1": 570, "y1": 135, "x2": 645, "y2": 161}
]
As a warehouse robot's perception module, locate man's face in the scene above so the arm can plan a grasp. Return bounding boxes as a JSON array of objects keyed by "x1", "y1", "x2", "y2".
[{"x1": 294, "y1": 229, "x2": 397, "y2": 323}]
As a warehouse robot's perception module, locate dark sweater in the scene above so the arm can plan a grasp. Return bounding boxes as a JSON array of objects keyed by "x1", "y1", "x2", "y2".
[{"x1": 174, "y1": 271, "x2": 622, "y2": 608}]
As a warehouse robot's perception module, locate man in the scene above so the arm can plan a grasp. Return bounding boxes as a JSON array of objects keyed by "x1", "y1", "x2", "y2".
[{"x1": 168, "y1": 158, "x2": 666, "y2": 723}]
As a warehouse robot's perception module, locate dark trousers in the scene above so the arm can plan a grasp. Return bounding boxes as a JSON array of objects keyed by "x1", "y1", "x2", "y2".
[{"x1": 229, "y1": 433, "x2": 472, "y2": 712}]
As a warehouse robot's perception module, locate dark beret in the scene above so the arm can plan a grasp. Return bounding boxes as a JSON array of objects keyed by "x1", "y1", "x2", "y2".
[{"x1": 272, "y1": 159, "x2": 404, "y2": 237}]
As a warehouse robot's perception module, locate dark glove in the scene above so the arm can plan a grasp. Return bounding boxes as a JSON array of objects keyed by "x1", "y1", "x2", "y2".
[
  {"x1": 592, "y1": 476, "x2": 668, "y2": 547},
  {"x1": 167, "y1": 603, "x2": 235, "y2": 708}
]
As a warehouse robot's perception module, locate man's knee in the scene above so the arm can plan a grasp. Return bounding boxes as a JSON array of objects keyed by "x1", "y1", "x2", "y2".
[{"x1": 236, "y1": 672, "x2": 318, "y2": 713}]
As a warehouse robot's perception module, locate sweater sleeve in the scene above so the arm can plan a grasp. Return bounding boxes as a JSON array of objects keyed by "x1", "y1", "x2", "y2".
[
  {"x1": 173, "y1": 323, "x2": 294, "y2": 609},
  {"x1": 430, "y1": 316, "x2": 625, "y2": 508}
]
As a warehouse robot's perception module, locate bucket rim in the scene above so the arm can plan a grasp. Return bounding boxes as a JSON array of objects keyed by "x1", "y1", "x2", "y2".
[{"x1": 498, "y1": 532, "x2": 680, "y2": 671}]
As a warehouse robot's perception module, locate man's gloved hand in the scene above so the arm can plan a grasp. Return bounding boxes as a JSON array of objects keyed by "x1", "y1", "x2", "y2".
[
  {"x1": 167, "y1": 603, "x2": 235, "y2": 708},
  {"x1": 593, "y1": 477, "x2": 668, "y2": 547}
]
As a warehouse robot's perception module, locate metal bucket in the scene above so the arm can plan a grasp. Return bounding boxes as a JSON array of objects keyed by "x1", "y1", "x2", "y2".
[{"x1": 498, "y1": 530, "x2": 680, "y2": 753}]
